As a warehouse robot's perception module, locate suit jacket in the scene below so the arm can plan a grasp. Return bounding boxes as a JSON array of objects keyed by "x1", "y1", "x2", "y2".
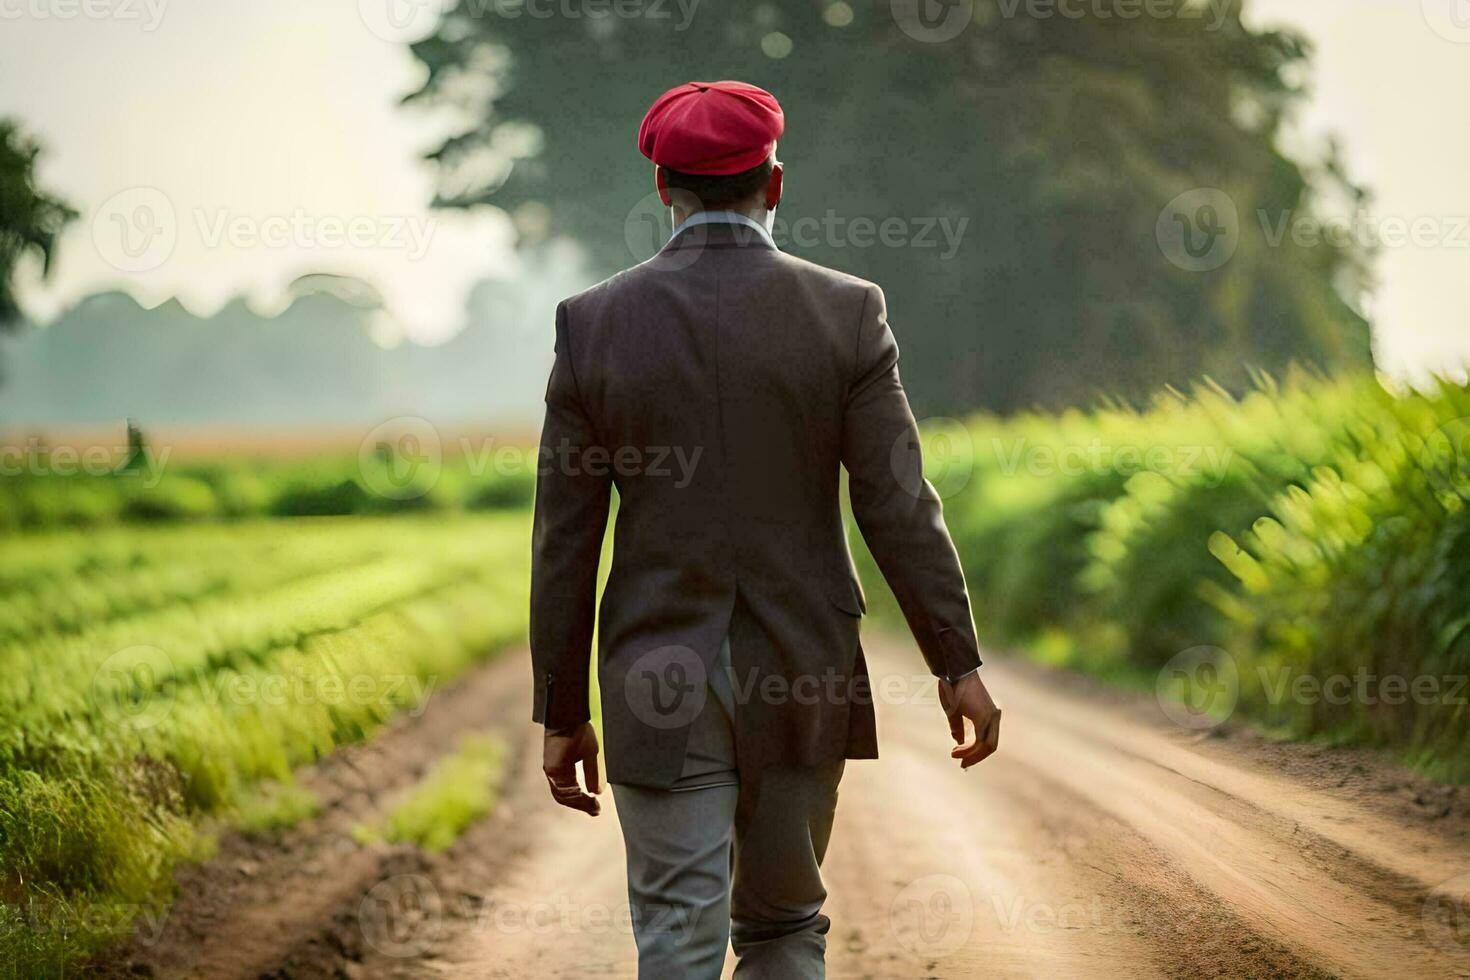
[{"x1": 530, "y1": 219, "x2": 982, "y2": 788}]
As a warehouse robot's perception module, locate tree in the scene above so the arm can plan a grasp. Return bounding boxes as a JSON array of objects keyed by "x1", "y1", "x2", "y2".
[
  {"x1": 405, "y1": 0, "x2": 1372, "y2": 415},
  {"x1": 0, "y1": 119, "x2": 75, "y2": 330}
]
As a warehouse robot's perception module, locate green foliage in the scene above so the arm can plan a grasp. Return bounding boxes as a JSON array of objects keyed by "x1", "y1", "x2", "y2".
[
  {"x1": 408, "y1": 0, "x2": 1371, "y2": 414},
  {"x1": 855, "y1": 372, "x2": 1470, "y2": 778},
  {"x1": 466, "y1": 470, "x2": 538, "y2": 511},
  {"x1": 0, "y1": 119, "x2": 76, "y2": 328},
  {"x1": 266, "y1": 477, "x2": 383, "y2": 517},
  {"x1": 0, "y1": 448, "x2": 538, "y2": 530},
  {"x1": 365, "y1": 733, "x2": 507, "y2": 853},
  {"x1": 1212, "y1": 381, "x2": 1470, "y2": 775},
  {"x1": 232, "y1": 780, "x2": 320, "y2": 834},
  {"x1": 0, "y1": 513, "x2": 532, "y2": 973}
]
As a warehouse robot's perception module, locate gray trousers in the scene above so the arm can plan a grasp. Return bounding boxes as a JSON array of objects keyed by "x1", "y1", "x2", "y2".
[{"x1": 611, "y1": 640, "x2": 844, "y2": 978}]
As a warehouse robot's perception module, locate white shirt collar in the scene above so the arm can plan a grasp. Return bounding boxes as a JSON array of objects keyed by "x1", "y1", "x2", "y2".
[{"x1": 671, "y1": 210, "x2": 776, "y2": 248}]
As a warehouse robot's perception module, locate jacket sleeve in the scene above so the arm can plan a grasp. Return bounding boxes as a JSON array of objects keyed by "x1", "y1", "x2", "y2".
[
  {"x1": 530, "y1": 301, "x2": 612, "y2": 729},
  {"x1": 841, "y1": 283, "x2": 983, "y2": 682}
]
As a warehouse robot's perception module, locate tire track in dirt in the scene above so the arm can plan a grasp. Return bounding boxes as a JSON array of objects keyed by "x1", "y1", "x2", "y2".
[{"x1": 980, "y1": 654, "x2": 1470, "y2": 978}]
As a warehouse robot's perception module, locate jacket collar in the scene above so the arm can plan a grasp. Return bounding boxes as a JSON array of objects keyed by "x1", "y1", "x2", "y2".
[{"x1": 663, "y1": 211, "x2": 778, "y2": 251}]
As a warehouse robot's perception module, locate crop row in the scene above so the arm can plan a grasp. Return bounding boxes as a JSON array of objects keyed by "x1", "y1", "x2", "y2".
[
  {"x1": 858, "y1": 371, "x2": 1470, "y2": 778},
  {"x1": 0, "y1": 513, "x2": 531, "y2": 976}
]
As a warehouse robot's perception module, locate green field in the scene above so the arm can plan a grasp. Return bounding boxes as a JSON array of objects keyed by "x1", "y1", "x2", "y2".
[
  {"x1": 0, "y1": 512, "x2": 531, "y2": 975},
  {"x1": 6, "y1": 369, "x2": 1470, "y2": 974},
  {"x1": 859, "y1": 371, "x2": 1470, "y2": 779},
  {"x1": 0, "y1": 443, "x2": 536, "y2": 531}
]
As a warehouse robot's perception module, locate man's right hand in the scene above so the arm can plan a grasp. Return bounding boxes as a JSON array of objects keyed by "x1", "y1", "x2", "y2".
[{"x1": 938, "y1": 672, "x2": 1001, "y2": 769}]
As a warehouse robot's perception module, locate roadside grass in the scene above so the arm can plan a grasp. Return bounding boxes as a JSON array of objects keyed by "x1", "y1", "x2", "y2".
[
  {"x1": 233, "y1": 780, "x2": 321, "y2": 834},
  {"x1": 356, "y1": 733, "x2": 509, "y2": 853},
  {"x1": 856, "y1": 371, "x2": 1470, "y2": 781}
]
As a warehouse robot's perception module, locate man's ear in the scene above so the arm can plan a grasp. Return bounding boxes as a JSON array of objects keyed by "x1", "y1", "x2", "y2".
[
  {"x1": 655, "y1": 167, "x2": 672, "y2": 207},
  {"x1": 765, "y1": 162, "x2": 783, "y2": 210}
]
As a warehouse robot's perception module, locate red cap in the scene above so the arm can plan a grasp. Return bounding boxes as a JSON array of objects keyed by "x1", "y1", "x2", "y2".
[{"x1": 638, "y1": 81, "x2": 784, "y2": 175}]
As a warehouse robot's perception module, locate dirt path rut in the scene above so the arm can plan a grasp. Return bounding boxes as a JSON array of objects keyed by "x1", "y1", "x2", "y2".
[{"x1": 109, "y1": 637, "x2": 1470, "y2": 978}]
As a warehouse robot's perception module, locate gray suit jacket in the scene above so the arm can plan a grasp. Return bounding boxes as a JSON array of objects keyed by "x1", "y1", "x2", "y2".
[{"x1": 530, "y1": 219, "x2": 982, "y2": 788}]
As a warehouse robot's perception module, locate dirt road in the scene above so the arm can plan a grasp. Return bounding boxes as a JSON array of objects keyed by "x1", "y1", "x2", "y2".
[{"x1": 108, "y1": 636, "x2": 1470, "y2": 979}]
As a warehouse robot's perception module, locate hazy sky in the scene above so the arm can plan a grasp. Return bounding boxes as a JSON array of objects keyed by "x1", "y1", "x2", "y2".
[
  {"x1": 1246, "y1": 0, "x2": 1470, "y2": 381},
  {"x1": 0, "y1": 2, "x2": 509, "y2": 344},
  {"x1": 0, "y1": 0, "x2": 1464, "y2": 376}
]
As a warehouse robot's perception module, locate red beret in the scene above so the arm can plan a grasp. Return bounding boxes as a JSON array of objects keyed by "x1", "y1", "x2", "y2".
[{"x1": 638, "y1": 81, "x2": 784, "y2": 175}]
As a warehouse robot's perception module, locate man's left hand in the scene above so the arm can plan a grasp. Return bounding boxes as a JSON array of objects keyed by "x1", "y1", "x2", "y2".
[{"x1": 544, "y1": 721, "x2": 602, "y2": 816}]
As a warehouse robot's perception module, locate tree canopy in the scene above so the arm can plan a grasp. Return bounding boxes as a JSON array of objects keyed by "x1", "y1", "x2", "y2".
[
  {"x1": 0, "y1": 119, "x2": 75, "y2": 329},
  {"x1": 407, "y1": 0, "x2": 1373, "y2": 415}
]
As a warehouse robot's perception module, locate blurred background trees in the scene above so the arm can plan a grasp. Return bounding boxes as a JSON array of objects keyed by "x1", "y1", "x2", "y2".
[
  {"x1": 0, "y1": 119, "x2": 74, "y2": 332},
  {"x1": 408, "y1": 0, "x2": 1373, "y2": 414}
]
